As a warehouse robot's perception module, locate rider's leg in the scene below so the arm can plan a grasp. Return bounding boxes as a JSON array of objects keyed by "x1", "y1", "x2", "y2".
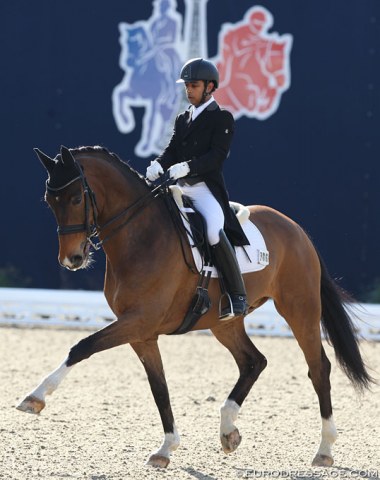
[
  {"x1": 211, "y1": 230, "x2": 248, "y2": 318},
  {"x1": 179, "y1": 181, "x2": 224, "y2": 246},
  {"x1": 179, "y1": 182, "x2": 247, "y2": 318}
]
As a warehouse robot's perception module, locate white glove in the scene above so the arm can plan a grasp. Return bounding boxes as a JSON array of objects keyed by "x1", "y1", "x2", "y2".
[
  {"x1": 168, "y1": 162, "x2": 190, "y2": 180},
  {"x1": 146, "y1": 160, "x2": 164, "y2": 181}
]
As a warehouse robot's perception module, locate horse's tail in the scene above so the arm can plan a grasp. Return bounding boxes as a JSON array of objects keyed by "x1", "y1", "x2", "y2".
[{"x1": 318, "y1": 253, "x2": 373, "y2": 392}]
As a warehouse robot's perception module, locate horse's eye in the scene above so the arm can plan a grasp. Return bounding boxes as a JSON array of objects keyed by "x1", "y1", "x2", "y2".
[{"x1": 71, "y1": 195, "x2": 82, "y2": 206}]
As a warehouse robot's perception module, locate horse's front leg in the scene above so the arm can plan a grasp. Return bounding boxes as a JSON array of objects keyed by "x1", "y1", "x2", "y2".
[
  {"x1": 16, "y1": 357, "x2": 72, "y2": 414},
  {"x1": 211, "y1": 319, "x2": 267, "y2": 454},
  {"x1": 131, "y1": 340, "x2": 180, "y2": 468},
  {"x1": 16, "y1": 319, "x2": 142, "y2": 414}
]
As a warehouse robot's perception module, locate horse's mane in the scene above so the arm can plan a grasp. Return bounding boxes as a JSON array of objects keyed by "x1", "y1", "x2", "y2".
[{"x1": 71, "y1": 145, "x2": 150, "y2": 189}]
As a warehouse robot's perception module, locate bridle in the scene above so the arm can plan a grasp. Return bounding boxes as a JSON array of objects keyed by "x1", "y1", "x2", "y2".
[
  {"x1": 46, "y1": 165, "x2": 173, "y2": 251},
  {"x1": 46, "y1": 164, "x2": 100, "y2": 248}
]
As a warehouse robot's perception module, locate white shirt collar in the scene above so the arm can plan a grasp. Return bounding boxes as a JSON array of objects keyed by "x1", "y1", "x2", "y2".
[{"x1": 190, "y1": 95, "x2": 215, "y2": 121}]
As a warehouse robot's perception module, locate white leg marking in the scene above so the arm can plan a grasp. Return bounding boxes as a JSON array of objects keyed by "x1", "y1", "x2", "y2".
[
  {"x1": 220, "y1": 399, "x2": 240, "y2": 436},
  {"x1": 316, "y1": 416, "x2": 337, "y2": 458},
  {"x1": 151, "y1": 424, "x2": 180, "y2": 459},
  {"x1": 29, "y1": 358, "x2": 72, "y2": 402}
]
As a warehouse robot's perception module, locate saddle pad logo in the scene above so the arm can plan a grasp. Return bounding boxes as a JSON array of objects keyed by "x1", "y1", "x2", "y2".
[{"x1": 112, "y1": 1, "x2": 293, "y2": 157}]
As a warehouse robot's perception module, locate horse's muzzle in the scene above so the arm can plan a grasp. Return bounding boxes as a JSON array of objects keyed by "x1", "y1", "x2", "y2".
[
  {"x1": 60, "y1": 253, "x2": 85, "y2": 271},
  {"x1": 59, "y1": 242, "x2": 91, "y2": 271},
  {"x1": 70, "y1": 254, "x2": 85, "y2": 270}
]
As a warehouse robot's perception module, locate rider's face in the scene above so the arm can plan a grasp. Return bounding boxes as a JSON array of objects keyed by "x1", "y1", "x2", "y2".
[{"x1": 184, "y1": 81, "x2": 212, "y2": 106}]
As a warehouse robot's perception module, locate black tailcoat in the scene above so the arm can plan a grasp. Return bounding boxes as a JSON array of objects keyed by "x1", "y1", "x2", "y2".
[{"x1": 156, "y1": 101, "x2": 249, "y2": 246}]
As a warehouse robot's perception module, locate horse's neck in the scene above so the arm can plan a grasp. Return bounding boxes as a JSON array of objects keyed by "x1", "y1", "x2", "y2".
[
  {"x1": 103, "y1": 171, "x2": 147, "y2": 222},
  {"x1": 83, "y1": 155, "x2": 174, "y2": 258},
  {"x1": 81, "y1": 155, "x2": 142, "y2": 220}
]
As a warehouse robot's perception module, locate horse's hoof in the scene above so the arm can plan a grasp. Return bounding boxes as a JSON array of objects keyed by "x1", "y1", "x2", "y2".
[
  {"x1": 221, "y1": 428, "x2": 242, "y2": 453},
  {"x1": 16, "y1": 395, "x2": 45, "y2": 414},
  {"x1": 146, "y1": 454, "x2": 170, "y2": 468},
  {"x1": 312, "y1": 454, "x2": 334, "y2": 467}
]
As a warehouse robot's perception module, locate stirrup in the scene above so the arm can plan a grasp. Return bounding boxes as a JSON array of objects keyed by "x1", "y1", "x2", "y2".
[
  {"x1": 218, "y1": 292, "x2": 235, "y2": 321},
  {"x1": 218, "y1": 293, "x2": 248, "y2": 321}
]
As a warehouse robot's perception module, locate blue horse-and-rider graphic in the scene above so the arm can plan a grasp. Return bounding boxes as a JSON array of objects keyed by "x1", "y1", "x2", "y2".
[{"x1": 113, "y1": 0, "x2": 183, "y2": 158}]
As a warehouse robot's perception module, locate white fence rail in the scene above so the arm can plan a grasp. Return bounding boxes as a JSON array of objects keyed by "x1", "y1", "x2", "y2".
[{"x1": 0, "y1": 288, "x2": 379, "y2": 341}]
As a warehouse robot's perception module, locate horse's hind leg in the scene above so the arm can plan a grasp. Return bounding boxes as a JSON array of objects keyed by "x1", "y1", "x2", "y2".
[
  {"x1": 211, "y1": 318, "x2": 267, "y2": 454},
  {"x1": 275, "y1": 299, "x2": 337, "y2": 466},
  {"x1": 302, "y1": 339, "x2": 337, "y2": 466},
  {"x1": 131, "y1": 340, "x2": 180, "y2": 468},
  {"x1": 310, "y1": 346, "x2": 337, "y2": 467}
]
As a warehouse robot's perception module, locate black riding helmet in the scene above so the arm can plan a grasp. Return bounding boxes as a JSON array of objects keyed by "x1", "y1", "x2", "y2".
[{"x1": 176, "y1": 58, "x2": 219, "y2": 90}]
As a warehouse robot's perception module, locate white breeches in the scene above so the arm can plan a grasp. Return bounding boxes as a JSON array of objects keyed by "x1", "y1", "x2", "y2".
[{"x1": 178, "y1": 181, "x2": 224, "y2": 246}]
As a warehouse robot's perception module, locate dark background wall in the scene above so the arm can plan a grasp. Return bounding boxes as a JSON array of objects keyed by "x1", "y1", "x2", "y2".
[{"x1": 1, "y1": 1, "x2": 379, "y2": 298}]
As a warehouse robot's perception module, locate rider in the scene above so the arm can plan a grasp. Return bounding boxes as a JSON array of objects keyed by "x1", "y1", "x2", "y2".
[{"x1": 146, "y1": 57, "x2": 249, "y2": 319}]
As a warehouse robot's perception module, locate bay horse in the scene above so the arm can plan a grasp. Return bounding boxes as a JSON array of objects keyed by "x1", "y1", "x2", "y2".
[{"x1": 17, "y1": 145, "x2": 372, "y2": 468}]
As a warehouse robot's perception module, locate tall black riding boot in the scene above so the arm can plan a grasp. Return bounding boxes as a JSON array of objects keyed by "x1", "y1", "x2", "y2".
[{"x1": 211, "y1": 230, "x2": 248, "y2": 320}]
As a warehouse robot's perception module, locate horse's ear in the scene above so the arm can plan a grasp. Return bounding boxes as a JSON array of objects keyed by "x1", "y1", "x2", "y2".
[
  {"x1": 34, "y1": 148, "x2": 56, "y2": 172},
  {"x1": 60, "y1": 145, "x2": 77, "y2": 167}
]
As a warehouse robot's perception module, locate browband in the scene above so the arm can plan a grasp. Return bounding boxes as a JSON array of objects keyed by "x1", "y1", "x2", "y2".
[{"x1": 46, "y1": 175, "x2": 82, "y2": 193}]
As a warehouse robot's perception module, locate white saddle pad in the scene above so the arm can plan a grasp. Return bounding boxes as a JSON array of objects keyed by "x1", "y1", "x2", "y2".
[{"x1": 170, "y1": 186, "x2": 269, "y2": 278}]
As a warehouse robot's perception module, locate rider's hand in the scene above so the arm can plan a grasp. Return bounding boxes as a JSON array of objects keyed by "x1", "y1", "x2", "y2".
[
  {"x1": 146, "y1": 160, "x2": 164, "y2": 181},
  {"x1": 168, "y1": 162, "x2": 190, "y2": 180}
]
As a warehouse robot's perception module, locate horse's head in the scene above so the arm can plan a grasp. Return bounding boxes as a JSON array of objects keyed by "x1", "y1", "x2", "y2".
[{"x1": 35, "y1": 146, "x2": 97, "y2": 271}]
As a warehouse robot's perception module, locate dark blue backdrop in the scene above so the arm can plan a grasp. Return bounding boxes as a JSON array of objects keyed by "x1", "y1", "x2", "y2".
[{"x1": 1, "y1": 1, "x2": 379, "y2": 297}]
